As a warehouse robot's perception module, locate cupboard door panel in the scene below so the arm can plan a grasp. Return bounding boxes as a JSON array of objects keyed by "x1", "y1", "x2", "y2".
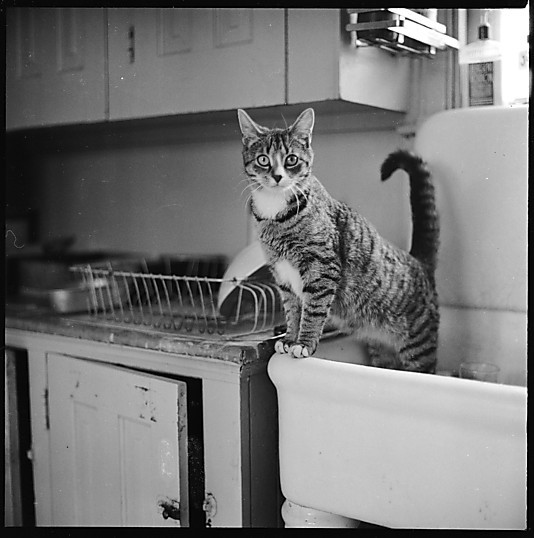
[
  {"x1": 71, "y1": 402, "x2": 102, "y2": 525},
  {"x1": 47, "y1": 354, "x2": 188, "y2": 526},
  {"x1": 6, "y1": 8, "x2": 107, "y2": 130},
  {"x1": 57, "y1": 8, "x2": 85, "y2": 73},
  {"x1": 14, "y1": 8, "x2": 43, "y2": 79},
  {"x1": 108, "y1": 8, "x2": 285, "y2": 120},
  {"x1": 287, "y1": 8, "x2": 411, "y2": 112},
  {"x1": 287, "y1": 9, "x2": 340, "y2": 104},
  {"x1": 118, "y1": 417, "x2": 153, "y2": 525}
]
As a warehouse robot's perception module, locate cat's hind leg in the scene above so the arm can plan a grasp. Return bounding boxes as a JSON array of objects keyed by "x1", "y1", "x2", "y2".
[
  {"x1": 367, "y1": 341, "x2": 402, "y2": 370},
  {"x1": 396, "y1": 330, "x2": 438, "y2": 373},
  {"x1": 367, "y1": 339, "x2": 437, "y2": 373},
  {"x1": 397, "y1": 345, "x2": 437, "y2": 373}
]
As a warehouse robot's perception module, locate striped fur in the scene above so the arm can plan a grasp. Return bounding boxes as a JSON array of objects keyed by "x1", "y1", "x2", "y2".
[{"x1": 238, "y1": 108, "x2": 440, "y2": 373}]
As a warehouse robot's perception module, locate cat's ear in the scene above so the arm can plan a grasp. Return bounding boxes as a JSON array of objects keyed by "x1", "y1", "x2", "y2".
[
  {"x1": 237, "y1": 109, "x2": 266, "y2": 142},
  {"x1": 290, "y1": 108, "x2": 315, "y2": 141}
]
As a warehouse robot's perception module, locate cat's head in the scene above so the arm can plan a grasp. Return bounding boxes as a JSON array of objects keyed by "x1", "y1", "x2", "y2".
[{"x1": 237, "y1": 108, "x2": 315, "y2": 192}]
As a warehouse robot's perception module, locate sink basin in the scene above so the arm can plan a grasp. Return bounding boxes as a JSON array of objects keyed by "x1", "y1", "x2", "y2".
[
  {"x1": 268, "y1": 343, "x2": 527, "y2": 529},
  {"x1": 268, "y1": 105, "x2": 527, "y2": 528}
]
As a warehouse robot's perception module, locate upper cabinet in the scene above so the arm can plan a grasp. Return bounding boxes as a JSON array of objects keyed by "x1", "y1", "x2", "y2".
[
  {"x1": 6, "y1": 8, "x2": 451, "y2": 131},
  {"x1": 107, "y1": 8, "x2": 286, "y2": 120},
  {"x1": 108, "y1": 8, "x2": 412, "y2": 121},
  {"x1": 6, "y1": 8, "x2": 108, "y2": 130},
  {"x1": 287, "y1": 9, "x2": 411, "y2": 112}
]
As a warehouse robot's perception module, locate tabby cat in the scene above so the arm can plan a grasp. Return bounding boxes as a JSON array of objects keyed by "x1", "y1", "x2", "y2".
[{"x1": 237, "y1": 107, "x2": 439, "y2": 373}]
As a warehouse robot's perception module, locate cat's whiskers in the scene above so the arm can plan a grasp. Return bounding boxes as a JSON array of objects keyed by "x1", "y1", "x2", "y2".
[
  {"x1": 244, "y1": 184, "x2": 262, "y2": 208},
  {"x1": 289, "y1": 185, "x2": 300, "y2": 215},
  {"x1": 239, "y1": 172, "x2": 264, "y2": 198},
  {"x1": 240, "y1": 182, "x2": 256, "y2": 198},
  {"x1": 294, "y1": 183, "x2": 309, "y2": 203},
  {"x1": 237, "y1": 172, "x2": 256, "y2": 186}
]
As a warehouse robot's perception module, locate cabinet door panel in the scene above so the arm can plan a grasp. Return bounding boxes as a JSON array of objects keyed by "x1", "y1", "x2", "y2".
[
  {"x1": 47, "y1": 354, "x2": 188, "y2": 526},
  {"x1": 6, "y1": 8, "x2": 107, "y2": 130},
  {"x1": 14, "y1": 8, "x2": 43, "y2": 79},
  {"x1": 287, "y1": 8, "x2": 411, "y2": 112},
  {"x1": 108, "y1": 8, "x2": 285, "y2": 120},
  {"x1": 70, "y1": 402, "x2": 102, "y2": 525},
  {"x1": 118, "y1": 417, "x2": 153, "y2": 525},
  {"x1": 57, "y1": 8, "x2": 86, "y2": 73}
]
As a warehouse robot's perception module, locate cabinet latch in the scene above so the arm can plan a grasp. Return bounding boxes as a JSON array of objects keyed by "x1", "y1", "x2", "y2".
[
  {"x1": 157, "y1": 496, "x2": 180, "y2": 521},
  {"x1": 203, "y1": 493, "x2": 217, "y2": 527}
]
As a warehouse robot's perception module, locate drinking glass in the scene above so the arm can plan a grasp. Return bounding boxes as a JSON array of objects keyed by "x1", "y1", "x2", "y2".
[{"x1": 459, "y1": 362, "x2": 500, "y2": 383}]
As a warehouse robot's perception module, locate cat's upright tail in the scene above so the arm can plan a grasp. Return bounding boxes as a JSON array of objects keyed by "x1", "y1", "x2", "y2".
[{"x1": 380, "y1": 150, "x2": 439, "y2": 276}]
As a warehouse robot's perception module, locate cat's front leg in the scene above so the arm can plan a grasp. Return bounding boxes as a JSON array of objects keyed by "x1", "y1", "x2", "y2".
[
  {"x1": 274, "y1": 284, "x2": 302, "y2": 354},
  {"x1": 289, "y1": 285, "x2": 337, "y2": 358}
]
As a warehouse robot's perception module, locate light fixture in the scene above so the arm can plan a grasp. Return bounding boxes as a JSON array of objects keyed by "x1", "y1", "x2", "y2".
[{"x1": 458, "y1": 10, "x2": 502, "y2": 65}]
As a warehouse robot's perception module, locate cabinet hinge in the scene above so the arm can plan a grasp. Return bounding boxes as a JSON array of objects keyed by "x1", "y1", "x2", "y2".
[{"x1": 128, "y1": 25, "x2": 135, "y2": 63}]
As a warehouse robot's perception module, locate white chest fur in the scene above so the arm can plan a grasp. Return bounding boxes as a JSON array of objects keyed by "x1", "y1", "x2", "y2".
[
  {"x1": 274, "y1": 259, "x2": 304, "y2": 299},
  {"x1": 252, "y1": 188, "x2": 288, "y2": 220}
]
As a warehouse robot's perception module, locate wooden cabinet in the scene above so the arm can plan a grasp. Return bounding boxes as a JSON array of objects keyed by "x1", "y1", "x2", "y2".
[
  {"x1": 6, "y1": 8, "x2": 108, "y2": 130},
  {"x1": 287, "y1": 9, "x2": 411, "y2": 112},
  {"x1": 5, "y1": 348, "x2": 34, "y2": 527},
  {"x1": 47, "y1": 354, "x2": 188, "y2": 526},
  {"x1": 5, "y1": 329, "x2": 282, "y2": 527},
  {"x1": 107, "y1": 8, "x2": 286, "y2": 120},
  {"x1": 6, "y1": 8, "x2": 452, "y2": 130},
  {"x1": 108, "y1": 8, "x2": 413, "y2": 120}
]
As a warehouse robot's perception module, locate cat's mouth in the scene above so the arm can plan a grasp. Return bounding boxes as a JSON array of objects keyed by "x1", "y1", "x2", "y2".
[
  {"x1": 252, "y1": 175, "x2": 301, "y2": 196},
  {"x1": 262, "y1": 178, "x2": 292, "y2": 191}
]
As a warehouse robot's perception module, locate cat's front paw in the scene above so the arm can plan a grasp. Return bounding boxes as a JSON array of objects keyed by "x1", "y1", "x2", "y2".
[
  {"x1": 274, "y1": 339, "x2": 288, "y2": 354},
  {"x1": 274, "y1": 338, "x2": 298, "y2": 354},
  {"x1": 275, "y1": 338, "x2": 317, "y2": 358},
  {"x1": 289, "y1": 342, "x2": 317, "y2": 358}
]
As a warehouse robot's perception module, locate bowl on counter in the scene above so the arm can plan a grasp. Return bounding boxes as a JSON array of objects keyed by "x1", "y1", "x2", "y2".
[
  {"x1": 12, "y1": 252, "x2": 142, "y2": 313},
  {"x1": 19, "y1": 278, "x2": 118, "y2": 314},
  {"x1": 217, "y1": 242, "x2": 278, "y2": 318},
  {"x1": 7, "y1": 249, "x2": 141, "y2": 294}
]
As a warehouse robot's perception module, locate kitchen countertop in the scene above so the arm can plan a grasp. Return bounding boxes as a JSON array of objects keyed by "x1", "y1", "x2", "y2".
[{"x1": 5, "y1": 300, "x2": 279, "y2": 366}]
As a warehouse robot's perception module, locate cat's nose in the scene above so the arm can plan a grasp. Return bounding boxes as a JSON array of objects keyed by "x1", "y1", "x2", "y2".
[{"x1": 272, "y1": 174, "x2": 283, "y2": 183}]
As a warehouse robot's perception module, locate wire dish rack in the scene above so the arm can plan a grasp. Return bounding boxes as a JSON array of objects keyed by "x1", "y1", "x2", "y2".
[{"x1": 69, "y1": 257, "x2": 284, "y2": 338}]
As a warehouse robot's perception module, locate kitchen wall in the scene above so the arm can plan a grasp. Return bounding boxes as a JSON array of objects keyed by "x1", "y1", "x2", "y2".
[
  {"x1": 7, "y1": 107, "x2": 411, "y2": 260},
  {"x1": 6, "y1": 100, "x2": 527, "y2": 389}
]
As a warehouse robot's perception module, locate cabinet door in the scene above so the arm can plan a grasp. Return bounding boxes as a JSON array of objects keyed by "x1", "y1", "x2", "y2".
[
  {"x1": 5, "y1": 350, "x2": 23, "y2": 526},
  {"x1": 47, "y1": 354, "x2": 188, "y2": 526},
  {"x1": 107, "y1": 8, "x2": 285, "y2": 120},
  {"x1": 6, "y1": 8, "x2": 107, "y2": 130},
  {"x1": 287, "y1": 9, "x2": 411, "y2": 112}
]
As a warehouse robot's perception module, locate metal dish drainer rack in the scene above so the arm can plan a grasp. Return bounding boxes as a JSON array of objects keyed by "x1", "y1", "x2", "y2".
[{"x1": 70, "y1": 257, "x2": 284, "y2": 338}]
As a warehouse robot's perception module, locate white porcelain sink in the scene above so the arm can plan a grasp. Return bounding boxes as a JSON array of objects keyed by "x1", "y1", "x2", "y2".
[
  {"x1": 267, "y1": 104, "x2": 527, "y2": 528},
  {"x1": 268, "y1": 344, "x2": 526, "y2": 529},
  {"x1": 268, "y1": 105, "x2": 527, "y2": 529}
]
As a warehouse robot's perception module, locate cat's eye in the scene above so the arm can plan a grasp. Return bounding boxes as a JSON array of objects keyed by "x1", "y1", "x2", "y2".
[
  {"x1": 285, "y1": 154, "x2": 299, "y2": 168},
  {"x1": 256, "y1": 155, "x2": 271, "y2": 168}
]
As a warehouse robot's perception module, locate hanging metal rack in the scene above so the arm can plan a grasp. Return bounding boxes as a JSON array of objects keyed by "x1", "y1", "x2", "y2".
[{"x1": 346, "y1": 8, "x2": 459, "y2": 57}]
